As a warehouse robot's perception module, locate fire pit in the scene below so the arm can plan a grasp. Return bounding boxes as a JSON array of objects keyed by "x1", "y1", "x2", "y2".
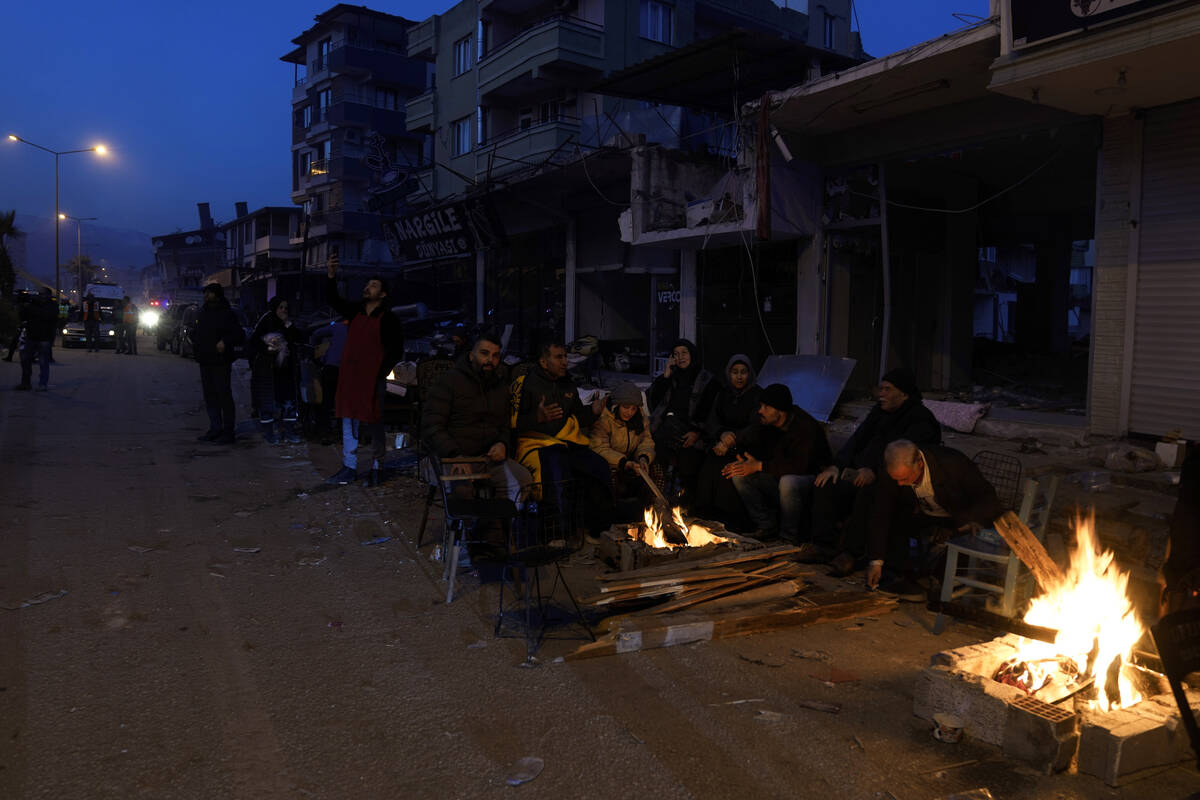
[
  {"x1": 914, "y1": 513, "x2": 1199, "y2": 782},
  {"x1": 596, "y1": 505, "x2": 762, "y2": 572}
]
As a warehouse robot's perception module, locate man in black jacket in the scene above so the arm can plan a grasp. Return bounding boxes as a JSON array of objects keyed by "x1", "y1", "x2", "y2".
[
  {"x1": 192, "y1": 283, "x2": 246, "y2": 443},
  {"x1": 868, "y1": 440, "x2": 1004, "y2": 596},
  {"x1": 719, "y1": 384, "x2": 834, "y2": 542},
  {"x1": 422, "y1": 329, "x2": 530, "y2": 501},
  {"x1": 15, "y1": 288, "x2": 59, "y2": 392},
  {"x1": 812, "y1": 367, "x2": 941, "y2": 567}
]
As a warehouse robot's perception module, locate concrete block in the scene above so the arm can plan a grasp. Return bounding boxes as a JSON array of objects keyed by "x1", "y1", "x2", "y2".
[
  {"x1": 1077, "y1": 695, "x2": 1197, "y2": 786},
  {"x1": 1003, "y1": 694, "x2": 1079, "y2": 773},
  {"x1": 913, "y1": 665, "x2": 1026, "y2": 747}
]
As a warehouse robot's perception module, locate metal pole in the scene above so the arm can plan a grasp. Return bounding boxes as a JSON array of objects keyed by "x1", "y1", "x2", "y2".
[
  {"x1": 55, "y1": 152, "x2": 60, "y2": 299},
  {"x1": 76, "y1": 220, "x2": 81, "y2": 295}
]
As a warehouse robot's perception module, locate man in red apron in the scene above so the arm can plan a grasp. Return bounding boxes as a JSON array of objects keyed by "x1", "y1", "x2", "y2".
[{"x1": 324, "y1": 251, "x2": 405, "y2": 486}]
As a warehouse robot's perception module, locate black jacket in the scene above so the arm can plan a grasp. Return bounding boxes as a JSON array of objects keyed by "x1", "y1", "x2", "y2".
[
  {"x1": 249, "y1": 311, "x2": 305, "y2": 366},
  {"x1": 513, "y1": 365, "x2": 596, "y2": 438},
  {"x1": 735, "y1": 405, "x2": 833, "y2": 478},
  {"x1": 326, "y1": 276, "x2": 405, "y2": 382},
  {"x1": 836, "y1": 397, "x2": 941, "y2": 471},
  {"x1": 705, "y1": 385, "x2": 762, "y2": 444},
  {"x1": 869, "y1": 445, "x2": 1004, "y2": 561},
  {"x1": 422, "y1": 357, "x2": 511, "y2": 458},
  {"x1": 22, "y1": 296, "x2": 59, "y2": 343},
  {"x1": 192, "y1": 299, "x2": 246, "y2": 365}
]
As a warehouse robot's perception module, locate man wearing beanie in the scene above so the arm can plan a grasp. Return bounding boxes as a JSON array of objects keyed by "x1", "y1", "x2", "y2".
[
  {"x1": 811, "y1": 367, "x2": 941, "y2": 570},
  {"x1": 718, "y1": 383, "x2": 833, "y2": 542},
  {"x1": 192, "y1": 283, "x2": 246, "y2": 443}
]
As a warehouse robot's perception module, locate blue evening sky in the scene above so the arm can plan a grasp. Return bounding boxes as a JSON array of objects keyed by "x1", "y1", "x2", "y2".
[{"x1": 1, "y1": 0, "x2": 987, "y2": 237}]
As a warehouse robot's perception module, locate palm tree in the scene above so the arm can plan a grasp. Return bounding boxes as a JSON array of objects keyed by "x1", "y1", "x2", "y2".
[{"x1": 0, "y1": 210, "x2": 21, "y2": 298}]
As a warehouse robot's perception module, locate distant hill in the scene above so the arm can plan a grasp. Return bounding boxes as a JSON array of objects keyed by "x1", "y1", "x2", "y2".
[{"x1": 13, "y1": 213, "x2": 156, "y2": 287}]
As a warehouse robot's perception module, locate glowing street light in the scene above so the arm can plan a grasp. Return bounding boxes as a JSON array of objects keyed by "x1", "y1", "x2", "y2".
[{"x1": 7, "y1": 134, "x2": 109, "y2": 298}]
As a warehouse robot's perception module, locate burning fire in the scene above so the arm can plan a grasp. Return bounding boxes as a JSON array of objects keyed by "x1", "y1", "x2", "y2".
[
  {"x1": 1006, "y1": 512, "x2": 1146, "y2": 711},
  {"x1": 627, "y1": 506, "x2": 732, "y2": 549}
]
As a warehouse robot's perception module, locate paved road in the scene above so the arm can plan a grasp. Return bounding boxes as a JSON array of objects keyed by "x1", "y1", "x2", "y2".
[{"x1": 1, "y1": 339, "x2": 1196, "y2": 799}]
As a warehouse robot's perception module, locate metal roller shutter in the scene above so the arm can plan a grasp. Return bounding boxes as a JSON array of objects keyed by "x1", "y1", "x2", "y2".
[{"x1": 1128, "y1": 99, "x2": 1200, "y2": 438}]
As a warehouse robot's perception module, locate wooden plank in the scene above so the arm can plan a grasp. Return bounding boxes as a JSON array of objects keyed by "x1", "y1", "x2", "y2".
[
  {"x1": 598, "y1": 567, "x2": 750, "y2": 593},
  {"x1": 684, "y1": 580, "x2": 804, "y2": 613},
  {"x1": 595, "y1": 544, "x2": 800, "y2": 582},
  {"x1": 993, "y1": 510, "x2": 1067, "y2": 591},
  {"x1": 649, "y1": 576, "x2": 775, "y2": 614},
  {"x1": 566, "y1": 592, "x2": 898, "y2": 660},
  {"x1": 581, "y1": 575, "x2": 749, "y2": 607}
]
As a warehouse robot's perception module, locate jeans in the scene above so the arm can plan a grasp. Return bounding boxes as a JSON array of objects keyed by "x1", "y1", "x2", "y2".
[
  {"x1": 731, "y1": 472, "x2": 814, "y2": 541},
  {"x1": 199, "y1": 362, "x2": 236, "y2": 434},
  {"x1": 339, "y1": 380, "x2": 388, "y2": 470},
  {"x1": 20, "y1": 340, "x2": 52, "y2": 388}
]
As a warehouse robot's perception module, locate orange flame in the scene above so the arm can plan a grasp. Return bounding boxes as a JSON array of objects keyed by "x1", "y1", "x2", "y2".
[{"x1": 636, "y1": 506, "x2": 732, "y2": 549}]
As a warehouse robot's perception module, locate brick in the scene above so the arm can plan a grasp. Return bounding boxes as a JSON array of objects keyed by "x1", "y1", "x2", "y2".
[
  {"x1": 1003, "y1": 694, "x2": 1079, "y2": 773},
  {"x1": 1077, "y1": 697, "x2": 1196, "y2": 786},
  {"x1": 912, "y1": 665, "x2": 1026, "y2": 747}
]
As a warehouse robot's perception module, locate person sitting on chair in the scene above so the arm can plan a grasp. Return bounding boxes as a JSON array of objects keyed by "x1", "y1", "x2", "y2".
[
  {"x1": 812, "y1": 367, "x2": 942, "y2": 570},
  {"x1": 693, "y1": 354, "x2": 762, "y2": 529},
  {"x1": 648, "y1": 339, "x2": 718, "y2": 500},
  {"x1": 868, "y1": 440, "x2": 1004, "y2": 600},
  {"x1": 511, "y1": 339, "x2": 611, "y2": 539},
  {"x1": 589, "y1": 381, "x2": 661, "y2": 517},
  {"x1": 422, "y1": 328, "x2": 531, "y2": 503},
  {"x1": 719, "y1": 384, "x2": 834, "y2": 543}
]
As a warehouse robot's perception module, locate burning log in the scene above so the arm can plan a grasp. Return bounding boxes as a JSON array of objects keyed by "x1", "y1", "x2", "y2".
[
  {"x1": 634, "y1": 463, "x2": 687, "y2": 545},
  {"x1": 993, "y1": 510, "x2": 1067, "y2": 591}
]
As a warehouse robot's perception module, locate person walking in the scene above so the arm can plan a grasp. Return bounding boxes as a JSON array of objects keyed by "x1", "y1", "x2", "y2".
[
  {"x1": 192, "y1": 283, "x2": 246, "y2": 444},
  {"x1": 82, "y1": 291, "x2": 101, "y2": 352},
  {"x1": 323, "y1": 252, "x2": 405, "y2": 486},
  {"x1": 15, "y1": 288, "x2": 58, "y2": 392}
]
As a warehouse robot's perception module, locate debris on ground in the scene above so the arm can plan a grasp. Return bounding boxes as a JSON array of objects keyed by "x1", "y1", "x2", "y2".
[
  {"x1": 792, "y1": 648, "x2": 832, "y2": 662},
  {"x1": 233, "y1": 547, "x2": 261, "y2": 554},
  {"x1": 359, "y1": 536, "x2": 391, "y2": 546},
  {"x1": 127, "y1": 545, "x2": 157, "y2": 554},
  {"x1": 708, "y1": 698, "x2": 765, "y2": 706},
  {"x1": 935, "y1": 790, "x2": 993, "y2": 800},
  {"x1": 2, "y1": 589, "x2": 68, "y2": 610},
  {"x1": 505, "y1": 756, "x2": 544, "y2": 786},
  {"x1": 795, "y1": 699, "x2": 840, "y2": 715},
  {"x1": 739, "y1": 653, "x2": 786, "y2": 668},
  {"x1": 754, "y1": 710, "x2": 788, "y2": 723}
]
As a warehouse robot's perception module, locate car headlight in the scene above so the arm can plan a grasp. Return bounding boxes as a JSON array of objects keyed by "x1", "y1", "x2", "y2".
[
  {"x1": 108, "y1": 330, "x2": 116, "y2": 336},
  {"x1": 141, "y1": 310, "x2": 160, "y2": 328},
  {"x1": 62, "y1": 328, "x2": 69, "y2": 335}
]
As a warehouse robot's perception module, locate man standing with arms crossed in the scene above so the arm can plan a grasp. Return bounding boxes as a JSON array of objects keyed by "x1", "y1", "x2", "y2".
[{"x1": 324, "y1": 250, "x2": 405, "y2": 487}]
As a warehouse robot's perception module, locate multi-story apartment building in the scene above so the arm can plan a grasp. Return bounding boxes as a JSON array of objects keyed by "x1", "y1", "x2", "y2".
[
  {"x1": 220, "y1": 202, "x2": 302, "y2": 315},
  {"x1": 152, "y1": 203, "x2": 225, "y2": 304},
  {"x1": 281, "y1": 4, "x2": 430, "y2": 289},
  {"x1": 399, "y1": 0, "x2": 862, "y2": 366}
]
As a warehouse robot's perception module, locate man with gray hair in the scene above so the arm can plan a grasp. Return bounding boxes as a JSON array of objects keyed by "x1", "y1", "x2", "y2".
[{"x1": 868, "y1": 440, "x2": 1003, "y2": 598}]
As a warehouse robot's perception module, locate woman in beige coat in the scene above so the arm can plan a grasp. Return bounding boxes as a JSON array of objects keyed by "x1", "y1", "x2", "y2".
[{"x1": 589, "y1": 382, "x2": 662, "y2": 508}]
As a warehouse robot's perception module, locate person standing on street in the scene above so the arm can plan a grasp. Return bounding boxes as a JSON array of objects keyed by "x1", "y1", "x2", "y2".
[
  {"x1": 324, "y1": 251, "x2": 405, "y2": 486},
  {"x1": 192, "y1": 283, "x2": 246, "y2": 443},
  {"x1": 82, "y1": 291, "x2": 101, "y2": 352},
  {"x1": 119, "y1": 296, "x2": 139, "y2": 354},
  {"x1": 14, "y1": 287, "x2": 58, "y2": 392},
  {"x1": 249, "y1": 296, "x2": 305, "y2": 445}
]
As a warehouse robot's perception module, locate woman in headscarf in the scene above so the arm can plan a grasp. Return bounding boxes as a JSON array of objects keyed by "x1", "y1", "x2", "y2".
[
  {"x1": 250, "y1": 295, "x2": 306, "y2": 444},
  {"x1": 693, "y1": 354, "x2": 762, "y2": 529},
  {"x1": 647, "y1": 339, "x2": 718, "y2": 500}
]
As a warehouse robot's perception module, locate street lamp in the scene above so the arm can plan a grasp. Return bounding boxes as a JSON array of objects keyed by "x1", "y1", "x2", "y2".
[
  {"x1": 7, "y1": 134, "x2": 108, "y2": 298},
  {"x1": 60, "y1": 213, "x2": 98, "y2": 297}
]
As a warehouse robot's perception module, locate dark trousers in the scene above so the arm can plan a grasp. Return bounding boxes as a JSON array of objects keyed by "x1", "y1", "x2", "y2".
[
  {"x1": 85, "y1": 321, "x2": 100, "y2": 351},
  {"x1": 317, "y1": 365, "x2": 339, "y2": 433},
  {"x1": 199, "y1": 362, "x2": 236, "y2": 434},
  {"x1": 536, "y1": 444, "x2": 612, "y2": 536},
  {"x1": 115, "y1": 323, "x2": 128, "y2": 352},
  {"x1": 693, "y1": 452, "x2": 753, "y2": 530},
  {"x1": 887, "y1": 512, "x2": 957, "y2": 578},
  {"x1": 811, "y1": 480, "x2": 877, "y2": 554},
  {"x1": 20, "y1": 340, "x2": 52, "y2": 387}
]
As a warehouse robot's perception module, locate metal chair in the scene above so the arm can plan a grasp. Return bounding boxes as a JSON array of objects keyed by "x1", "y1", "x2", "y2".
[
  {"x1": 935, "y1": 472, "x2": 1060, "y2": 631},
  {"x1": 971, "y1": 450, "x2": 1023, "y2": 509},
  {"x1": 435, "y1": 456, "x2": 520, "y2": 605},
  {"x1": 411, "y1": 357, "x2": 456, "y2": 548}
]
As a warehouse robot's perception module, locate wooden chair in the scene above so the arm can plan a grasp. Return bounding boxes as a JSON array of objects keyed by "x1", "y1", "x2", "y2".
[{"x1": 934, "y1": 472, "x2": 1060, "y2": 631}]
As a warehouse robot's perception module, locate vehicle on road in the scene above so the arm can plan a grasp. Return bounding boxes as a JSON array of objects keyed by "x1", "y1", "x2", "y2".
[
  {"x1": 157, "y1": 304, "x2": 191, "y2": 351},
  {"x1": 61, "y1": 283, "x2": 123, "y2": 348}
]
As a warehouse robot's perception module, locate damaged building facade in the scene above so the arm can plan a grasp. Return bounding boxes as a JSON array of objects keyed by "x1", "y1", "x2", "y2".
[
  {"x1": 398, "y1": 0, "x2": 862, "y2": 363},
  {"x1": 628, "y1": 0, "x2": 1200, "y2": 439}
]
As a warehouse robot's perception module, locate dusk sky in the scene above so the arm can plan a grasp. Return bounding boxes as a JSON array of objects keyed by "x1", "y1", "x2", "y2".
[{"x1": 1, "y1": 0, "x2": 987, "y2": 242}]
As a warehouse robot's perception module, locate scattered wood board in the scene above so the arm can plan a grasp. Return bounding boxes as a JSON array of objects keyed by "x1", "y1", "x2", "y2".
[
  {"x1": 994, "y1": 510, "x2": 1066, "y2": 590},
  {"x1": 566, "y1": 591, "x2": 898, "y2": 660},
  {"x1": 595, "y1": 544, "x2": 800, "y2": 583}
]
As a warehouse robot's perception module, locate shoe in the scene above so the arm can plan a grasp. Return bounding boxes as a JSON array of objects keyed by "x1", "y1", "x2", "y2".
[
  {"x1": 215, "y1": 432, "x2": 236, "y2": 445},
  {"x1": 34, "y1": 385, "x2": 47, "y2": 392},
  {"x1": 1, "y1": 356, "x2": 11, "y2": 362},
  {"x1": 325, "y1": 466, "x2": 357, "y2": 485},
  {"x1": 364, "y1": 468, "x2": 381, "y2": 487},
  {"x1": 793, "y1": 542, "x2": 825, "y2": 563},
  {"x1": 14, "y1": 383, "x2": 31, "y2": 391},
  {"x1": 878, "y1": 577, "x2": 927, "y2": 603},
  {"x1": 828, "y1": 552, "x2": 856, "y2": 578},
  {"x1": 259, "y1": 422, "x2": 277, "y2": 444},
  {"x1": 751, "y1": 528, "x2": 780, "y2": 542},
  {"x1": 197, "y1": 430, "x2": 221, "y2": 442},
  {"x1": 284, "y1": 426, "x2": 303, "y2": 444}
]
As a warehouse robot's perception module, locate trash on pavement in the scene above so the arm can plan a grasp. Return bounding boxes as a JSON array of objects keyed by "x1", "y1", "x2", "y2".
[
  {"x1": 505, "y1": 756, "x2": 544, "y2": 786},
  {"x1": 932, "y1": 713, "x2": 964, "y2": 743},
  {"x1": 935, "y1": 790, "x2": 993, "y2": 800},
  {"x1": 359, "y1": 536, "x2": 391, "y2": 546},
  {"x1": 739, "y1": 653, "x2": 786, "y2": 667},
  {"x1": 233, "y1": 547, "x2": 261, "y2": 554},
  {"x1": 791, "y1": 648, "x2": 832, "y2": 662},
  {"x1": 708, "y1": 698, "x2": 765, "y2": 706},
  {"x1": 127, "y1": 545, "x2": 157, "y2": 554},
  {"x1": 754, "y1": 710, "x2": 788, "y2": 723},
  {"x1": 2, "y1": 589, "x2": 68, "y2": 610},
  {"x1": 795, "y1": 699, "x2": 840, "y2": 714}
]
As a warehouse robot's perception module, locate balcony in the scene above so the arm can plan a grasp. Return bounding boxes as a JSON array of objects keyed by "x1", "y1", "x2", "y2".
[
  {"x1": 406, "y1": 91, "x2": 435, "y2": 133},
  {"x1": 478, "y1": 16, "x2": 605, "y2": 99},
  {"x1": 477, "y1": 118, "x2": 581, "y2": 181},
  {"x1": 407, "y1": 16, "x2": 438, "y2": 60}
]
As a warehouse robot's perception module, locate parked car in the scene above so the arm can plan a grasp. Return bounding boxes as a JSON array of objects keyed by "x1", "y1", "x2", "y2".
[
  {"x1": 61, "y1": 299, "x2": 119, "y2": 349},
  {"x1": 158, "y1": 303, "x2": 192, "y2": 352}
]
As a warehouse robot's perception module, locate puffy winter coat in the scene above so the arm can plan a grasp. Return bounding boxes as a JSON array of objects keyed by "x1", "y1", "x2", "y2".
[{"x1": 590, "y1": 406, "x2": 655, "y2": 469}]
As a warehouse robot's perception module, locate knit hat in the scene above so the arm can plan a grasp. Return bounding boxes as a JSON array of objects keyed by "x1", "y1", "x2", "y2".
[
  {"x1": 761, "y1": 383, "x2": 793, "y2": 412},
  {"x1": 880, "y1": 367, "x2": 920, "y2": 400},
  {"x1": 203, "y1": 282, "x2": 225, "y2": 299},
  {"x1": 610, "y1": 382, "x2": 642, "y2": 407}
]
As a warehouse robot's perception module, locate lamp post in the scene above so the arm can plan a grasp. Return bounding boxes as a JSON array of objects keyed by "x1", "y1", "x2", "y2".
[
  {"x1": 7, "y1": 134, "x2": 107, "y2": 299},
  {"x1": 60, "y1": 213, "x2": 97, "y2": 297}
]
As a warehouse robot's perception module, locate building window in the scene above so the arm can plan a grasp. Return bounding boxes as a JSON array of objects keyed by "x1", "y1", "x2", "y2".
[
  {"x1": 316, "y1": 37, "x2": 332, "y2": 71},
  {"x1": 299, "y1": 151, "x2": 312, "y2": 179},
  {"x1": 318, "y1": 88, "x2": 332, "y2": 122},
  {"x1": 477, "y1": 106, "x2": 490, "y2": 146},
  {"x1": 519, "y1": 107, "x2": 534, "y2": 130},
  {"x1": 454, "y1": 35, "x2": 473, "y2": 75},
  {"x1": 302, "y1": 105, "x2": 312, "y2": 128},
  {"x1": 452, "y1": 117, "x2": 472, "y2": 156},
  {"x1": 477, "y1": 19, "x2": 491, "y2": 60},
  {"x1": 375, "y1": 87, "x2": 399, "y2": 111},
  {"x1": 539, "y1": 100, "x2": 561, "y2": 124},
  {"x1": 640, "y1": 1, "x2": 673, "y2": 45},
  {"x1": 824, "y1": 13, "x2": 835, "y2": 50}
]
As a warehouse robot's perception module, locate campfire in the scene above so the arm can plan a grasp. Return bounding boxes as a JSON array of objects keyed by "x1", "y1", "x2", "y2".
[
  {"x1": 626, "y1": 505, "x2": 734, "y2": 550},
  {"x1": 993, "y1": 512, "x2": 1148, "y2": 711}
]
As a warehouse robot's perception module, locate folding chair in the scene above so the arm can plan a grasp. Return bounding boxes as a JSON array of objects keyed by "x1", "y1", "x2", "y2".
[
  {"x1": 410, "y1": 357, "x2": 456, "y2": 548},
  {"x1": 496, "y1": 478, "x2": 594, "y2": 659},
  {"x1": 1150, "y1": 607, "x2": 1200, "y2": 770},
  {"x1": 436, "y1": 456, "x2": 520, "y2": 605}
]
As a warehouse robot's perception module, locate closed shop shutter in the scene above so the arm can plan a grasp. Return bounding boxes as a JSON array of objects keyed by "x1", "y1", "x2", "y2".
[{"x1": 1128, "y1": 99, "x2": 1200, "y2": 438}]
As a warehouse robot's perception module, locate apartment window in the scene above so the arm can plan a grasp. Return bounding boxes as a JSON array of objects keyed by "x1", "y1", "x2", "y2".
[
  {"x1": 243, "y1": 223, "x2": 252, "y2": 245},
  {"x1": 454, "y1": 35, "x2": 473, "y2": 75},
  {"x1": 539, "y1": 100, "x2": 562, "y2": 124},
  {"x1": 316, "y1": 37, "x2": 332, "y2": 71},
  {"x1": 640, "y1": 1, "x2": 673, "y2": 45},
  {"x1": 375, "y1": 87, "x2": 400, "y2": 111},
  {"x1": 452, "y1": 116, "x2": 472, "y2": 156},
  {"x1": 477, "y1": 19, "x2": 492, "y2": 60},
  {"x1": 477, "y1": 106, "x2": 490, "y2": 146},
  {"x1": 318, "y1": 88, "x2": 332, "y2": 122},
  {"x1": 823, "y1": 13, "x2": 835, "y2": 50},
  {"x1": 519, "y1": 107, "x2": 534, "y2": 130},
  {"x1": 302, "y1": 105, "x2": 312, "y2": 128},
  {"x1": 299, "y1": 151, "x2": 312, "y2": 178}
]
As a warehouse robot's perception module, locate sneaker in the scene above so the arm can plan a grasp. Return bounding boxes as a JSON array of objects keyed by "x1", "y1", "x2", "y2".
[
  {"x1": 878, "y1": 577, "x2": 927, "y2": 603},
  {"x1": 793, "y1": 542, "x2": 826, "y2": 563},
  {"x1": 751, "y1": 528, "x2": 780, "y2": 542},
  {"x1": 215, "y1": 432, "x2": 236, "y2": 445},
  {"x1": 828, "y1": 552, "x2": 857, "y2": 578},
  {"x1": 197, "y1": 430, "x2": 221, "y2": 442},
  {"x1": 364, "y1": 468, "x2": 382, "y2": 487},
  {"x1": 34, "y1": 385, "x2": 47, "y2": 392},
  {"x1": 285, "y1": 430, "x2": 303, "y2": 444},
  {"x1": 13, "y1": 383, "x2": 31, "y2": 391},
  {"x1": 325, "y1": 465, "x2": 357, "y2": 485}
]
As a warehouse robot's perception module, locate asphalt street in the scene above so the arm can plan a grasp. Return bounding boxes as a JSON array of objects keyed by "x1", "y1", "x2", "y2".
[{"x1": 1, "y1": 339, "x2": 1196, "y2": 799}]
